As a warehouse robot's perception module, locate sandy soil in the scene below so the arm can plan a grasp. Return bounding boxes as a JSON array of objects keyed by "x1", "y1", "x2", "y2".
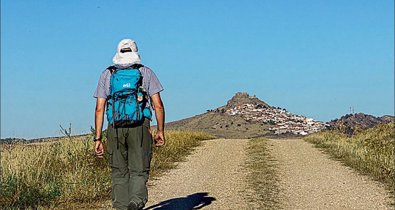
[{"x1": 269, "y1": 138, "x2": 393, "y2": 210}]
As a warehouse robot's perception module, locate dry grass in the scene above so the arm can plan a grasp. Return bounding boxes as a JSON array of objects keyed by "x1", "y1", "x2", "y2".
[
  {"x1": 150, "y1": 131, "x2": 215, "y2": 177},
  {"x1": 0, "y1": 130, "x2": 214, "y2": 209},
  {"x1": 244, "y1": 138, "x2": 282, "y2": 209},
  {"x1": 305, "y1": 123, "x2": 394, "y2": 190}
]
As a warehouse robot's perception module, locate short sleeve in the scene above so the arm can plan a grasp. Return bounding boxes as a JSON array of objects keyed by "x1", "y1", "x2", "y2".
[
  {"x1": 93, "y1": 70, "x2": 109, "y2": 98},
  {"x1": 141, "y1": 66, "x2": 164, "y2": 96}
]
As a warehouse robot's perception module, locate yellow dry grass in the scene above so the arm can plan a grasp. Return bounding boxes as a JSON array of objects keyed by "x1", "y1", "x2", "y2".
[
  {"x1": 305, "y1": 123, "x2": 394, "y2": 190},
  {"x1": 244, "y1": 138, "x2": 281, "y2": 209},
  {"x1": 0, "y1": 130, "x2": 214, "y2": 209}
]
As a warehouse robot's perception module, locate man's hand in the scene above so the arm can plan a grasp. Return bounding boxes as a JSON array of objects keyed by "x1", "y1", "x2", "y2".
[
  {"x1": 154, "y1": 131, "x2": 165, "y2": 147},
  {"x1": 95, "y1": 140, "x2": 104, "y2": 156},
  {"x1": 151, "y1": 93, "x2": 165, "y2": 147},
  {"x1": 94, "y1": 98, "x2": 106, "y2": 157}
]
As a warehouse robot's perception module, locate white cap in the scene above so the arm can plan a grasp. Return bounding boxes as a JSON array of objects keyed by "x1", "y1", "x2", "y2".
[{"x1": 112, "y1": 39, "x2": 141, "y2": 66}]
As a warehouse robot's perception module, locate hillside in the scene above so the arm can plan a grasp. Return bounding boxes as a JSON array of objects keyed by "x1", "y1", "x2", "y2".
[
  {"x1": 166, "y1": 92, "x2": 326, "y2": 138},
  {"x1": 328, "y1": 113, "x2": 394, "y2": 135}
]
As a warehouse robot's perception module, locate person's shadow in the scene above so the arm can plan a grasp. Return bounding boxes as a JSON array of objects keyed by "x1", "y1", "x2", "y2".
[{"x1": 144, "y1": 192, "x2": 216, "y2": 210}]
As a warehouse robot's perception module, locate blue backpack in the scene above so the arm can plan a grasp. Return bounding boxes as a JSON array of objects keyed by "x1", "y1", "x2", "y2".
[{"x1": 106, "y1": 65, "x2": 152, "y2": 127}]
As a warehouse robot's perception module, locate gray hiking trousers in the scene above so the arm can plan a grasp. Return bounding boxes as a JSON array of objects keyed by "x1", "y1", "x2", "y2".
[{"x1": 107, "y1": 119, "x2": 153, "y2": 210}]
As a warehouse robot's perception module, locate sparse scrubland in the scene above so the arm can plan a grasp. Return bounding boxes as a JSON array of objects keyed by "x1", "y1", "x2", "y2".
[
  {"x1": 305, "y1": 122, "x2": 394, "y2": 190},
  {"x1": 245, "y1": 138, "x2": 281, "y2": 209},
  {"x1": 0, "y1": 131, "x2": 214, "y2": 209}
]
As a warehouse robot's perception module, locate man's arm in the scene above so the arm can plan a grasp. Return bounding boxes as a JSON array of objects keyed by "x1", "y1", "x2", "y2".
[
  {"x1": 94, "y1": 97, "x2": 106, "y2": 155},
  {"x1": 151, "y1": 93, "x2": 165, "y2": 146}
]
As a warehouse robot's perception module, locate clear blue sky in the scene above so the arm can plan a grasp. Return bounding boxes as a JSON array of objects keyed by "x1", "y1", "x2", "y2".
[{"x1": 1, "y1": 0, "x2": 394, "y2": 139}]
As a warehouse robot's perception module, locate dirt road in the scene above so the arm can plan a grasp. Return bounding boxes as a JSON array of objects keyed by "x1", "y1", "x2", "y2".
[
  {"x1": 103, "y1": 138, "x2": 392, "y2": 209},
  {"x1": 144, "y1": 139, "x2": 249, "y2": 210},
  {"x1": 270, "y1": 138, "x2": 392, "y2": 210}
]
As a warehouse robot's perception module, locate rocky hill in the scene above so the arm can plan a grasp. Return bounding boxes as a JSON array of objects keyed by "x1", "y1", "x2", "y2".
[
  {"x1": 225, "y1": 92, "x2": 270, "y2": 108},
  {"x1": 329, "y1": 113, "x2": 394, "y2": 135},
  {"x1": 166, "y1": 92, "x2": 327, "y2": 138}
]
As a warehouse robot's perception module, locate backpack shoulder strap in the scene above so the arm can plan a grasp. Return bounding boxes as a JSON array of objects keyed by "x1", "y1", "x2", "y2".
[{"x1": 107, "y1": 65, "x2": 117, "y2": 74}]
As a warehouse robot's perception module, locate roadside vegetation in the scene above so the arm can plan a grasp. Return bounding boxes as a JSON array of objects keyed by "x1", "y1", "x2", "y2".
[
  {"x1": 0, "y1": 130, "x2": 214, "y2": 209},
  {"x1": 305, "y1": 122, "x2": 394, "y2": 191},
  {"x1": 244, "y1": 138, "x2": 282, "y2": 209}
]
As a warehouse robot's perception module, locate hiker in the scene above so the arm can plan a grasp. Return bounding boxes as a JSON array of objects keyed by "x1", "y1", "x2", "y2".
[{"x1": 93, "y1": 39, "x2": 165, "y2": 210}]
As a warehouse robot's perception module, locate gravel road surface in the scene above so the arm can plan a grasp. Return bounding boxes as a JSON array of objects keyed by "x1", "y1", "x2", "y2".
[
  {"x1": 144, "y1": 139, "x2": 249, "y2": 210},
  {"x1": 270, "y1": 138, "x2": 392, "y2": 210},
  {"x1": 102, "y1": 138, "x2": 392, "y2": 210}
]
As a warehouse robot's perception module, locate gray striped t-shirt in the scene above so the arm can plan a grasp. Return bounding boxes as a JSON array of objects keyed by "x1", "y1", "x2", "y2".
[{"x1": 93, "y1": 65, "x2": 164, "y2": 109}]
